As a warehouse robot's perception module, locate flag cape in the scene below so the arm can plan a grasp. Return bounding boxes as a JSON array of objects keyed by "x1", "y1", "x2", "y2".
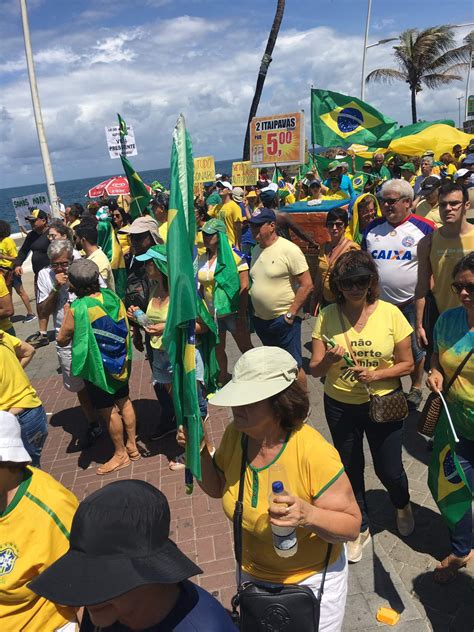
[
  {"x1": 120, "y1": 155, "x2": 153, "y2": 220},
  {"x1": 71, "y1": 289, "x2": 131, "y2": 394},
  {"x1": 213, "y1": 232, "x2": 241, "y2": 317},
  {"x1": 428, "y1": 411, "x2": 472, "y2": 531},
  {"x1": 162, "y1": 114, "x2": 203, "y2": 481},
  {"x1": 346, "y1": 193, "x2": 382, "y2": 245},
  {"x1": 97, "y1": 220, "x2": 127, "y2": 298},
  {"x1": 311, "y1": 89, "x2": 397, "y2": 148}
]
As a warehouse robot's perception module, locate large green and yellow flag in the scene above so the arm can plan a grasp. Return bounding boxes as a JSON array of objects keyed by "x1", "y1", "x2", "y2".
[
  {"x1": 162, "y1": 114, "x2": 203, "y2": 481},
  {"x1": 311, "y1": 89, "x2": 397, "y2": 148},
  {"x1": 428, "y1": 412, "x2": 472, "y2": 531}
]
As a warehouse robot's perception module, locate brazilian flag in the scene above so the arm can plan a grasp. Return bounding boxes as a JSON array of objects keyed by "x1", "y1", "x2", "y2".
[
  {"x1": 311, "y1": 89, "x2": 397, "y2": 148},
  {"x1": 428, "y1": 412, "x2": 472, "y2": 531},
  {"x1": 120, "y1": 154, "x2": 153, "y2": 220},
  {"x1": 117, "y1": 112, "x2": 128, "y2": 140},
  {"x1": 162, "y1": 114, "x2": 203, "y2": 482}
]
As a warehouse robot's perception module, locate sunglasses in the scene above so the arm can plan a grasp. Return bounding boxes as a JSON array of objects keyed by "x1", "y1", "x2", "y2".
[
  {"x1": 339, "y1": 276, "x2": 372, "y2": 291},
  {"x1": 327, "y1": 221, "x2": 345, "y2": 229},
  {"x1": 381, "y1": 197, "x2": 405, "y2": 206},
  {"x1": 451, "y1": 282, "x2": 474, "y2": 295}
]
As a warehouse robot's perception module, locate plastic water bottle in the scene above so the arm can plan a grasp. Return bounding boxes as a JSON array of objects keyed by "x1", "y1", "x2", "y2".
[
  {"x1": 133, "y1": 309, "x2": 152, "y2": 328},
  {"x1": 270, "y1": 481, "x2": 298, "y2": 558}
]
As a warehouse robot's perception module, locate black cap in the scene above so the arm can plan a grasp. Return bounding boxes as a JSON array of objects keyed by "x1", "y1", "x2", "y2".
[
  {"x1": 25, "y1": 209, "x2": 48, "y2": 221},
  {"x1": 249, "y1": 207, "x2": 277, "y2": 225},
  {"x1": 420, "y1": 176, "x2": 441, "y2": 197}
]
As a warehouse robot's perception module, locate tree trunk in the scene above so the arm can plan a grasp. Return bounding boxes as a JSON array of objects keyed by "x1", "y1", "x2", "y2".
[
  {"x1": 410, "y1": 86, "x2": 417, "y2": 124},
  {"x1": 242, "y1": 0, "x2": 285, "y2": 161}
]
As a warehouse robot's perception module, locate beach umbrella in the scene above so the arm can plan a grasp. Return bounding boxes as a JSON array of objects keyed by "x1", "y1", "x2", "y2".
[{"x1": 87, "y1": 176, "x2": 152, "y2": 198}]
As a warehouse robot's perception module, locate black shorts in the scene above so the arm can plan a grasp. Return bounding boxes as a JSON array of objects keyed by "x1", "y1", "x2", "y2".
[{"x1": 84, "y1": 380, "x2": 129, "y2": 409}]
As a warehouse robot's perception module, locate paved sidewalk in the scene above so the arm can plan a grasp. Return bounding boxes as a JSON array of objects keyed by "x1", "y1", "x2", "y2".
[{"x1": 11, "y1": 283, "x2": 474, "y2": 632}]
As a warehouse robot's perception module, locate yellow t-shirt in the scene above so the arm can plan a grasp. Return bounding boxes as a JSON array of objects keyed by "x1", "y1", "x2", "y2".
[
  {"x1": 312, "y1": 301, "x2": 413, "y2": 404},
  {"x1": 158, "y1": 222, "x2": 168, "y2": 244},
  {"x1": 0, "y1": 467, "x2": 78, "y2": 632},
  {"x1": 430, "y1": 228, "x2": 474, "y2": 313},
  {"x1": 250, "y1": 237, "x2": 309, "y2": 320},
  {"x1": 214, "y1": 423, "x2": 344, "y2": 583},
  {"x1": 116, "y1": 229, "x2": 130, "y2": 256},
  {"x1": 0, "y1": 237, "x2": 17, "y2": 269},
  {"x1": 0, "y1": 275, "x2": 13, "y2": 333},
  {"x1": 87, "y1": 248, "x2": 115, "y2": 292},
  {"x1": 197, "y1": 250, "x2": 248, "y2": 316},
  {"x1": 208, "y1": 201, "x2": 242, "y2": 245},
  {"x1": 196, "y1": 230, "x2": 206, "y2": 257},
  {"x1": 0, "y1": 331, "x2": 42, "y2": 410},
  {"x1": 322, "y1": 190, "x2": 349, "y2": 201},
  {"x1": 415, "y1": 200, "x2": 442, "y2": 227},
  {"x1": 146, "y1": 288, "x2": 169, "y2": 350}
]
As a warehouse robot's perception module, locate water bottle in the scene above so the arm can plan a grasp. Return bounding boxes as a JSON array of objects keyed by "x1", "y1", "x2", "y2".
[
  {"x1": 133, "y1": 308, "x2": 152, "y2": 328},
  {"x1": 270, "y1": 481, "x2": 298, "y2": 558}
]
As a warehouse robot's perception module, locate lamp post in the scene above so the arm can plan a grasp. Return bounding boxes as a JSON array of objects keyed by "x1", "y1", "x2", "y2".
[
  {"x1": 457, "y1": 96, "x2": 464, "y2": 129},
  {"x1": 451, "y1": 24, "x2": 474, "y2": 121},
  {"x1": 20, "y1": 0, "x2": 60, "y2": 217},
  {"x1": 360, "y1": 0, "x2": 397, "y2": 101}
]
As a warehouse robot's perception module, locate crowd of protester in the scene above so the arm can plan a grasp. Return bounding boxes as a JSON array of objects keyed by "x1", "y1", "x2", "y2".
[{"x1": 0, "y1": 141, "x2": 473, "y2": 631}]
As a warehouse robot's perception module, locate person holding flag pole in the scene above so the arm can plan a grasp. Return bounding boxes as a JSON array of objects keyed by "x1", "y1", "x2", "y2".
[{"x1": 426, "y1": 252, "x2": 474, "y2": 584}]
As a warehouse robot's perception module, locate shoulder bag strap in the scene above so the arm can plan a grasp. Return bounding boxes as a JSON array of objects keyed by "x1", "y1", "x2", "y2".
[
  {"x1": 444, "y1": 348, "x2": 474, "y2": 393},
  {"x1": 233, "y1": 434, "x2": 248, "y2": 589},
  {"x1": 337, "y1": 307, "x2": 372, "y2": 397},
  {"x1": 317, "y1": 543, "x2": 334, "y2": 600}
]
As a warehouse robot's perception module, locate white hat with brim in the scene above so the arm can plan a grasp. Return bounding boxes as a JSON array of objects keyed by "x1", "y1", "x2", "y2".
[
  {"x1": 0, "y1": 411, "x2": 32, "y2": 463},
  {"x1": 210, "y1": 346, "x2": 298, "y2": 407}
]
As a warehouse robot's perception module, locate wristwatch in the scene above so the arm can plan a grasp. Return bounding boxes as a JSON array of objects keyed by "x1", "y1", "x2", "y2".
[{"x1": 285, "y1": 311, "x2": 295, "y2": 321}]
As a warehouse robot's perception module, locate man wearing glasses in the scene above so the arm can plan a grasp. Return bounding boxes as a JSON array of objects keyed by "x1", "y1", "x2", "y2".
[
  {"x1": 362, "y1": 179, "x2": 435, "y2": 410},
  {"x1": 415, "y1": 181, "x2": 474, "y2": 349}
]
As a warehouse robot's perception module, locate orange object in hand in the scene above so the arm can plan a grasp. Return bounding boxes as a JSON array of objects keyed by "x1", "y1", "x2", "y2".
[{"x1": 376, "y1": 606, "x2": 400, "y2": 626}]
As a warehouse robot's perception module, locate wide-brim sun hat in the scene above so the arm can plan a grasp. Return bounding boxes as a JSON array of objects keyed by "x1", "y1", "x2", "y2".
[
  {"x1": 210, "y1": 346, "x2": 298, "y2": 407},
  {"x1": 29, "y1": 480, "x2": 202, "y2": 607},
  {"x1": 0, "y1": 411, "x2": 32, "y2": 463}
]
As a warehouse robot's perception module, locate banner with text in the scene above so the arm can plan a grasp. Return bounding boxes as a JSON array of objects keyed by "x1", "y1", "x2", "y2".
[
  {"x1": 12, "y1": 192, "x2": 50, "y2": 230},
  {"x1": 105, "y1": 125, "x2": 138, "y2": 159},
  {"x1": 232, "y1": 161, "x2": 259, "y2": 186},
  {"x1": 193, "y1": 156, "x2": 215, "y2": 195},
  {"x1": 250, "y1": 111, "x2": 305, "y2": 167}
]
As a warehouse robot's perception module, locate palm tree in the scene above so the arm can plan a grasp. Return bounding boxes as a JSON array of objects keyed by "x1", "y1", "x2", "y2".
[
  {"x1": 242, "y1": 0, "x2": 285, "y2": 160},
  {"x1": 366, "y1": 25, "x2": 470, "y2": 123}
]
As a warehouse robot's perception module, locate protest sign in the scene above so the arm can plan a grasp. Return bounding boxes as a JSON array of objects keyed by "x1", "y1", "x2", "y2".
[
  {"x1": 250, "y1": 111, "x2": 305, "y2": 167},
  {"x1": 194, "y1": 156, "x2": 215, "y2": 183},
  {"x1": 105, "y1": 125, "x2": 138, "y2": 159},
  {"x1": 12, "y1": 192, "x2": 50, "y2": 230},
  {"x1": 232, "y1": 161, "x2": 258, "y2": 186}
]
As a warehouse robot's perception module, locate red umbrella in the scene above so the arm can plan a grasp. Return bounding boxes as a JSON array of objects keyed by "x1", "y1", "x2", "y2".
[{"x1": 87, "y1": 176, "x2": 151, "y2": 198}]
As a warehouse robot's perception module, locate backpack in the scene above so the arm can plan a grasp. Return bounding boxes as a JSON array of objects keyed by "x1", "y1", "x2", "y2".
[{"x1": 124, "y1": 260, "x2": 151, "y2": 312}]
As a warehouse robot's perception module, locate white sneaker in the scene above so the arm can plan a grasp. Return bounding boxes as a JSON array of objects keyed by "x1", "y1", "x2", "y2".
[
  {"x1": 347, "y1": 528, "x2": 371, "y2": 563},
  {"x1": 396, "y1": 503, "x2": 415, "y2": 536}
]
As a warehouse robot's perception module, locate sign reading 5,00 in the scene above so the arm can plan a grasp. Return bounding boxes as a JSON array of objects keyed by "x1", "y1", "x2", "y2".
[{"x1": 250, "y1": 111, "x2": 305, "y2": 167}]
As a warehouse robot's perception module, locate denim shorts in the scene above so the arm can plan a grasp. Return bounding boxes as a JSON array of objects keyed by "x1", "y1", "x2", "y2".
[
  {"x1": 253, "y1": 314, "x2": 302, "y2": 368},
  {"x1": 217, "y1": 313, "x2": 238, "y2": 335},
  {"x1": 149, "y1": 345, "x2": 205, "y2": 385},
  {"x1": 17, "y1": 406, "x2": 48, "y2": 467},
  {"x1": 398, "y1": 301, "x2": 425, "y2": 363}
]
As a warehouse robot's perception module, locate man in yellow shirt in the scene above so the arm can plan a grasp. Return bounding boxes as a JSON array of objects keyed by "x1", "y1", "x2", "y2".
[
  {"x1": 75, "y1": 222, "x2": 116, "y2": 292},
  {"x1": 415, "y1": 177, "x2": 442, "y2": 227},
  {"x1": 0, "y1": 411, "x2": 78, "y2": 632},
  {"x1": 0, "y1": 220, "x2": 36, "y2": 322},
  {"x1": 208, "y1": 181, "x2": 242, "y2": 247}
]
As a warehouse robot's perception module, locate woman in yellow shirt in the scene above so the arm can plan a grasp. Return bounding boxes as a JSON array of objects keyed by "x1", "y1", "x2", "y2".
[
  {"x1": 177, "y1": 346, "x2": 361, "y2": 631},
  {"x1": 111, "y1": 207, "x2": 132, "y2": 258},
  {"x1": 310, "y1": 250, "x2": 414, "y2": 563}
]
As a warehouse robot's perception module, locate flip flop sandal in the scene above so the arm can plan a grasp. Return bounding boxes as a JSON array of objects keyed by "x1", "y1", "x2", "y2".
[
  {"x1": 433, "y1": 553, "x2": 472, "y2": 584},
  {"x1": 169, "y1": 454, "x2": 186, "y2": 471},
  {"x1": 126, "y1": 447, "x2": 141, "y2": 461},
  {"x1": 96, "y1": 457, "x2": 131, "y2": 476}
]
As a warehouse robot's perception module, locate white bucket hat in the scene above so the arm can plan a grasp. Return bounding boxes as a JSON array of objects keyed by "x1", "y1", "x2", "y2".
[
  {"x1": 210, "y1": 347, "x2": 298, "y2": 407},
  {"x1": 0, "y1": 411, "x2": 32, "y2": 463}
]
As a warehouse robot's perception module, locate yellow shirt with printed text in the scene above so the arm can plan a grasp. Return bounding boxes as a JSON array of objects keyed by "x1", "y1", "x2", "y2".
[
  {"x1": 0, "y1": 467, "x2": 78, "y2": 632},
  {"x1": 214, "y1": 423, "x2": 344, "y2": 583},
  {"x1": 312, "y1": 301, "x2": 413, "y2": 404}
]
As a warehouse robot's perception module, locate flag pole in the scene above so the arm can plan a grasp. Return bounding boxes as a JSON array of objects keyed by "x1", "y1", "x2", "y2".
[{"x1": 20, "y1": 0, "x2": 60, "y2": 218}]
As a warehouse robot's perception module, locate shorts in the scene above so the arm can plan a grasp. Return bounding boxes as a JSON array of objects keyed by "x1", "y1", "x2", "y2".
[
  {"x1": 147, "y1": 340, "x2": 205, "y2": 385},
  {"x1": 56, "y1": 345, "x2": 85, "y2": 393},
  {"x1": 217, "y1": 313, "x2": 238, "y2": 335},
  {"x1": 12, "y1": 273, "x2": 22, "y2": 290},
  {"x1": 17, "y1": 406, "x2": 48, "y2": 468},
  {"x1": 253, "y1": 314, "x2": 303, "y2": 368},
  {"x1": 398, "y1": 301, "x2": 425, "y2": 363},
  {"x1": 84, "y1": 380, "x2": 129, "y2": 409}
]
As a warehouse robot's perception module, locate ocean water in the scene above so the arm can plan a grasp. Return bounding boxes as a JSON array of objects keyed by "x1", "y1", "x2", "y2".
[{"x1": 0, "y1": 159, "x2": 235, "y2": 232}]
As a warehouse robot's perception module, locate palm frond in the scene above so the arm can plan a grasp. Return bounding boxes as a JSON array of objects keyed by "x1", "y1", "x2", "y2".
[
  {"x1": 422, "y1": 72, "x2": 462, "y2": 89},
  {"x1": 429, "y1": 45, "x2": 470, "y2": 70},
  {"x1": 365, "y1": 68, "x2": 406, "y2": 85}
]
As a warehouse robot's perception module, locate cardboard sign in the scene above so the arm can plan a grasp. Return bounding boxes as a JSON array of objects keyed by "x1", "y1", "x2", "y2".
[
  {"x1": 232, "y1": 161, "x2": 258, "y2": 186},
  {"x1": 105, "y1": 125, "x2": 138, "y2": 159},
  {"x1": 12, "y1": 192, "x2": 50, "y2": 229},
  {"x1": 194, "y1": 156, "x2": 215, "y2": 184},
  {"x1": 250, "y1": 111, "x2": 305, "y2": 167}
]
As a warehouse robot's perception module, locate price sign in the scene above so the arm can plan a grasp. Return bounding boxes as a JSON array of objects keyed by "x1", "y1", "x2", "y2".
[
  {"x1": 232, "y1": 161, "x2": 258, "y2": 186},
  {"x1": 250, "y1": 111, "x2": 305, "y2": 167}
]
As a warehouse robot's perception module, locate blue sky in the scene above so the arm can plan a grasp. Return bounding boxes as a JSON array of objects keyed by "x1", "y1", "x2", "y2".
[{"x1": 1, "y1": 0, "x2": 472, "y2": 188}]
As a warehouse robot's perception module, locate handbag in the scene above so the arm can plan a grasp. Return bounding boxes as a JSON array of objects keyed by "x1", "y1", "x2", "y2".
[
  {"x1": 230, "y1": 435, "x2": 332, "y2": 631},
  {"x1": 417, "y1": 349, "x2": 473, "y2": 437},
  {"x1": 338, "y1": 308, "x2": 408, "y2": 424}
]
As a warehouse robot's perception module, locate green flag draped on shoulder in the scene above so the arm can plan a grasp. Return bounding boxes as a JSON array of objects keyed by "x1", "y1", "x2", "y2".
[
  {"x1": 428, "y1": 410, "x2": 472, "y2": 531},
  {"x1": 162, "y1": 114, "x2": 203, "y2": 481},
  {"x1": 311, "y1": 88, "x2": 397, "y2": 148}
]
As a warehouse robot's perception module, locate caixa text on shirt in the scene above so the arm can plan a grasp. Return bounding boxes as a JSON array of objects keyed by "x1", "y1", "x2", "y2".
[{"x1": 370, "y1": 249, "x2": 412, "y2": 261}]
